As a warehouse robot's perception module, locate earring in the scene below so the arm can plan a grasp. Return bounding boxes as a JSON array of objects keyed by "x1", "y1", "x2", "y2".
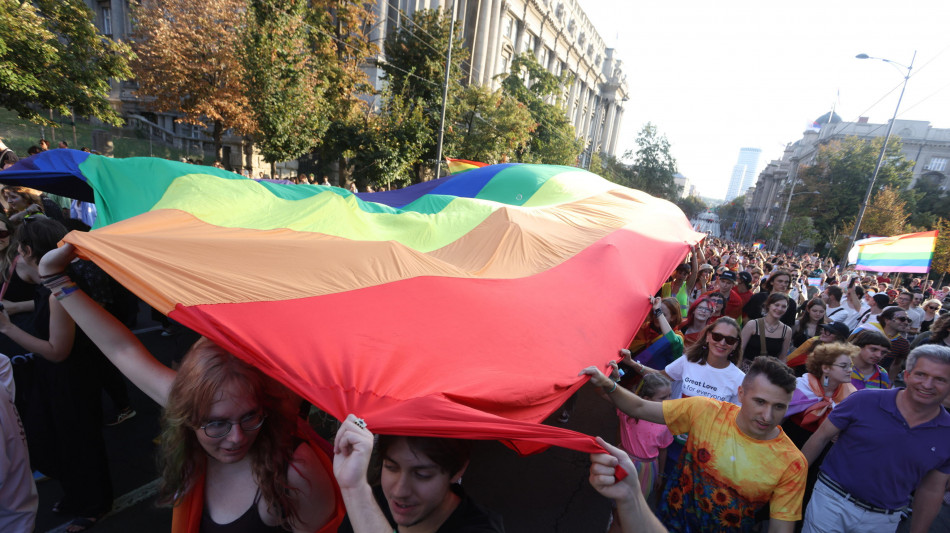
[
  {"x1": 822, "y1": 374, "x2": 829, "y2": 388},
  {"x1": 701, "y1": 344, "x2": 708, "y2": 353}
]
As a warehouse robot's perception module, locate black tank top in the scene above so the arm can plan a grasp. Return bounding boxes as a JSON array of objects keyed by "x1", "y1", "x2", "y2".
[{"x1": 200, "y1": 489, "x2": 283, "y2": 533}]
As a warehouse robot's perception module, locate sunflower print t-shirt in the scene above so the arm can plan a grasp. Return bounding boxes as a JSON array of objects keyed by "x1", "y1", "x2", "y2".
[{"x1": 659, "y1": 396, "x2": 806, "y2": 532}]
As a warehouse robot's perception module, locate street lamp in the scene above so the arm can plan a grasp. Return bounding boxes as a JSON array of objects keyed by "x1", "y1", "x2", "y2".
[
  {"x1": 845, "y1": 51, "x2": 916, "y2": 263},
  {"x1": 773, "y1": 187, "x2": 820, "y2": 253}
]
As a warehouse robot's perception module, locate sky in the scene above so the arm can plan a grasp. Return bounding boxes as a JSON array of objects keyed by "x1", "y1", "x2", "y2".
[{"x1": 580, "y1": 0, "x2": 950, "y2": 200}]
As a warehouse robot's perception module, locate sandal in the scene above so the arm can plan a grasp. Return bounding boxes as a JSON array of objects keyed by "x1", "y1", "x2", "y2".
[{"x1": 66, "y1": 516, "x2": 99, "y2": 533}]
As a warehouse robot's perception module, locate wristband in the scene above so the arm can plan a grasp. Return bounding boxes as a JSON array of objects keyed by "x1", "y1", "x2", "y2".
[{"x1": 605, "y1": 382, "x2": 618, "y2": 394}]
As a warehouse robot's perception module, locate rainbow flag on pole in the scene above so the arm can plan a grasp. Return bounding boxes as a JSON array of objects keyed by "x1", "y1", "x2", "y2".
[
  {"x1": 445, "y1": 157, "x2": 488, "y2": 175},
  {"x1": 854, "y1": 230, "x2": 938, "y2": 273}
]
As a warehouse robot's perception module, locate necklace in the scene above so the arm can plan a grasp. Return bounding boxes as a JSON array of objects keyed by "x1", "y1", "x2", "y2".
[{"x1": 764, "y1": 320, "x2": 780, "y2": 334}]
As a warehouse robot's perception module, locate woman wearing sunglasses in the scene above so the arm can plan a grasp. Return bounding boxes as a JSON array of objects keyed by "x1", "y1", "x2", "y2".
[
  {"x1": 920, "y1": 298, "x2": 942, "y2": 333},
  {"x1": 35, "y1": 243, "x2": 343, "y2": 533}
]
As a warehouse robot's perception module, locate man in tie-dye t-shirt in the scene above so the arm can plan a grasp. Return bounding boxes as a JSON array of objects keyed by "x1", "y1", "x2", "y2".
[
  {"x1": 659, "y1": 357, "x2": 806, "y2": 532},
  {"x1": 582, "y1": 356, "x2": 806, "y2": 533}
]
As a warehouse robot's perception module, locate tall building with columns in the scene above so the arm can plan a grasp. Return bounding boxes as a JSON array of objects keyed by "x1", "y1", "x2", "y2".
[{"x1": 367, "y1": 0, "x2": 629, "y2": 157}]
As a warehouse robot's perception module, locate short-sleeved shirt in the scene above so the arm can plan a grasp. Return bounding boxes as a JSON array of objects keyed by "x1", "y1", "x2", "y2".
[
  {"x1": 664, "y1": 357, "x2": 745, "y2": 404},
  {"x1": 659, "y1": 397, "x2": 807, "y2": 532},
  {"x1": 821, "y1": 388, "x2": 950, "y2": 510},
  {"x1": 617, "y1": 410, "x2": 673, "y2": 461},
  {"x1": 850, "y1": 366, "x2": 891, "y2": 390}
]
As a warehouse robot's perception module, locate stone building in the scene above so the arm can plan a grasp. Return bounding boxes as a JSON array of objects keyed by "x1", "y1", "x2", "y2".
[
  {"x1": 366, "y1": 0, "x2": 629, "y2": 159},
  {"x1": 745, "y1": 113, "x2": 950, "y2": 238}
]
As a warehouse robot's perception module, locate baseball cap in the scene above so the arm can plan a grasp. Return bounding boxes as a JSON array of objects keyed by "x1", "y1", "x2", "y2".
[
  {"x1": 719, "y1": 271, "x2": 737, "y2": 282},
  {"x1": 819, "y1": 322, "x2": 850, "y2": 339},
  {"x1": 737, "y1": 271, "x2": 753, "y2": 285}
]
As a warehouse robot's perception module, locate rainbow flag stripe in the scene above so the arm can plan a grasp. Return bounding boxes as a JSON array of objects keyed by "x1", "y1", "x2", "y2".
[
  {"x1": 854, "y1": 230, "x2": 938, "y2": 273},
  {"x1": 445, "y1": 157, "x2": 488, "y2": 175},
  {"x1": 1, "y1": 150, "x2": 702, "y2": 454}
]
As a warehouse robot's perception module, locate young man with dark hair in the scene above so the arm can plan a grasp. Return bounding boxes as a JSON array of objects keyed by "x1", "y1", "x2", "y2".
[
  {"x1": 801, "y1": 345, "x2": 950, "y2": 533},
  {"x1": 334, "y1": 415, "x2": 504, "y2": 533},
  {"x1": 582, "y1": 356, "x2": 806, "y2": 532},
  {"x1": 822, "y1": 285, "x2": 854, "y2": 325}
]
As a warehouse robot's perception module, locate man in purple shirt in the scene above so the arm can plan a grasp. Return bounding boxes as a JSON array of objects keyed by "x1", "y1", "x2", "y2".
[{"x1": 800, "y1": 345, "x2": 950, "y2": 533}]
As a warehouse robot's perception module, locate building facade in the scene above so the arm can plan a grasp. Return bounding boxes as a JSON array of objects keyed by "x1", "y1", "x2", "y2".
[
  {"x1": 745, "y1": 115, "x2": 950, "y2": 239},
  {"x1": 725, "y1": 147, "x2": 761, "y2": 201},
  {"x1": 367, "y1": 0, "x2": 629, "y2": 158}
]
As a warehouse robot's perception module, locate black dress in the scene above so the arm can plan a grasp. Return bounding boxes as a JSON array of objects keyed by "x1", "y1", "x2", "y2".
[{"x1": 20, "y1": 284, "x2": 113, "y2": 517}]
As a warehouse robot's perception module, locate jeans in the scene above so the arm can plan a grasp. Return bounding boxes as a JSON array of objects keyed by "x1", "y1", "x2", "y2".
[{"x1": 802, "y1": 478, "x2": 902, "y2": 533}]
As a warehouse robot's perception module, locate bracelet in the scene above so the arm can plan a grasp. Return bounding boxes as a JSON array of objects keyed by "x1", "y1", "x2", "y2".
[
  {"x1": 40, "y1": 271, "x2": 66, "y2": 281},
  {"x1": 605, "y1": 382, "x2": 618, "y2": 394},
  {"x1": 52, "y1": 282, "x2": 80, "y2": 301},
  {"x1": 43, "y1": 274, "x2": 72, "y2": 289}
]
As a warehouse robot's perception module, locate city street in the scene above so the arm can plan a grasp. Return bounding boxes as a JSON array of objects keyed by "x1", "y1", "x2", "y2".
[{"x1": 34, "y1": 305, "x2": 619, "y2": 533}]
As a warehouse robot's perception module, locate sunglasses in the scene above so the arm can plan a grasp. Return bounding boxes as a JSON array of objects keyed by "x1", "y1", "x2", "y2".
[
  {"x1": 894, "y1": 317, "x2": 911, "y2": 323},
  {"x1": 0, "y1": 230, "x2": 8, "y2": 238},
  {"x1": 709, "y1": 332, "x2": 739, "y2": 346}
]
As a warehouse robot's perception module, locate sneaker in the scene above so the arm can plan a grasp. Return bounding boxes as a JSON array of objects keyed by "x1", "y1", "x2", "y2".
[{"x1": 105, "y1": 407, "x2": 136, "y2": 426}]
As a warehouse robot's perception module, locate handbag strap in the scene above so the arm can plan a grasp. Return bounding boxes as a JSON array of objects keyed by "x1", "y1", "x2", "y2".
[
  {"x1": 0, "y1": 255, "x2": 18, "y2": 302},
  {"x1": 756, "y1": 318, "x2": 769, "y2": 357}
]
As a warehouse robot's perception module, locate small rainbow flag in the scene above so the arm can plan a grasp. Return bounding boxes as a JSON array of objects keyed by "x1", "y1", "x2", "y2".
[
  {"x1": 752, "y1": 241, "x2": 764, "y2": 250},
  {"x1": 445, "y1": 157, "x2": 488, "y2": 175},
  {"x1": 854, "y1": 230, "x2": 938, "y2": 273}
]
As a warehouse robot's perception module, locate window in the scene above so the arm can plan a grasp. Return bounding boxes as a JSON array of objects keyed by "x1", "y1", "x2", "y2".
[
  {"x1": 502, "y1": 16, "x2": 513, "y2": 38},
  {"x1": 926, "y1": 157, "x2": 948, "y2": 172},
  {"x1": 522, "y1": 32, "x2": 534, "y2": 53},
  {"x1": 538, "y1": 47, "x2": 547, "y2": 67},
  {"x1": 499, "y1": 51, "x2": 512, "y2": 74},
  {"x1": 101, "y1": 6, "x2": 112, "y2": 35}
]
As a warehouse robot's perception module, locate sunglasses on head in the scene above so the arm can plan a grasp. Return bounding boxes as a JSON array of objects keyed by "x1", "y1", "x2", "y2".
[{"x1": 709, "y1": 332, "x2": 739, "y2": 345}]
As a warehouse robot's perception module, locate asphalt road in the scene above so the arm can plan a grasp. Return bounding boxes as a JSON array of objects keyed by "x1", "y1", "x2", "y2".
[{"x1": 33, "y1": 306, "x2": 620, "y2": 533}]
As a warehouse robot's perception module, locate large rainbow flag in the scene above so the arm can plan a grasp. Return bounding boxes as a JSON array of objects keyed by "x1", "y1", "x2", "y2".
[
  {"x1": 1, "y1": 150, "x2": 702, "y2": 454},
  {"x1": 853, "y1": 230, "x2": 938, "y2": 274}
]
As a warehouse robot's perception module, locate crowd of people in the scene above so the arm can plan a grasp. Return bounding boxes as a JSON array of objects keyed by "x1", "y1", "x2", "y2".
[
  {"x1": 0, "y1": 141, "x2": 948, "y2": 533},
  {"x1": 583, "y1": 238, "x2": 950, "y2": 533}
]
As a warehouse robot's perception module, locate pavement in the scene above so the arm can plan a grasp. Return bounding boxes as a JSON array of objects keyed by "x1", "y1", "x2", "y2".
[{"x1": 32, "y1": 305, "x2": 620, "y2": 533}]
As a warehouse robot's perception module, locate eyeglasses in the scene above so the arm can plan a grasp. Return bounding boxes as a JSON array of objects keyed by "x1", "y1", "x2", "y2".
[
  {"x1": 831, "y1": 363, "x2": 853, "y2": 371},
  {"x1": 709, "y1": 332, "x2": 739, "y2": 346},
  {"x1": 199, "y1": 411, "x2": 266, "y2": 438}
]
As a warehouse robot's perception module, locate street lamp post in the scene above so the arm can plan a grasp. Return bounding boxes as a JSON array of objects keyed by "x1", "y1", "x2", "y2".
[
  {"x1": 845, "y1": 51, "x2": 916, "y2": 264},
  {"x1": 773, "y1": 184, "x2": 820, "y2": 253}
]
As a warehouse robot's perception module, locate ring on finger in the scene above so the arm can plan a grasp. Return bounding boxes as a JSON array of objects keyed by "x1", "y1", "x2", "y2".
[{"x1": 354, "y1": 418, "x2": 366, "y2": 430}]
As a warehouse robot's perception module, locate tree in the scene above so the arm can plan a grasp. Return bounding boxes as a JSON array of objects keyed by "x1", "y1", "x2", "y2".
[
  {"x1": 243, "y1": 0, "x2": 328, "y2": 167},
  {"x1": 500, "y1": 53, "x2": 583, "y2": 165},
  {"x1": 447, "y1": 84, "x2": 534, "y2": 163},
  {"x1": 675, "y1": 195, "x2": 708, "y2": 221},
  {"x1": 131, "y1": 0, "x2": 255, "y2": 161},
  {"x1": 625, "y1": 123, "x2": 679, "y2": 200},
  {"x1": 794, "y1": 135, "x2": 914, "y2": 246},
  {"x1": 0, "y1": 0, "x2": 133, "y2": 125},
  {"x1": 381, "y1": 8, "x2": 468, "y2": 181},
  {"x1": 304, "y1": 0, "x2": 378, "y2": 183},
  {"x1": 931, "y1": 219, "x2": 950, "y2": 279},
  {"x1": 833, "y1": 186, "x2": 912, "y2": 257},
  {"x1": 905, "y1": 173, "x2": 950, "y2": 229},
  {"x1": 779, "y1": 216, "x2": 819, "y2": 251}
]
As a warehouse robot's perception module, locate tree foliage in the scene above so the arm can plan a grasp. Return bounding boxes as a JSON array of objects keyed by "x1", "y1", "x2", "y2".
[
  {"x1": 931, "y1": 218, "x2": 950, "y2": 277},
  {"x1": 500, "y1": 53, "x2": 582, "y2": 165},
  {"x1": 447, "y1": 84, "x2": 534, "y2": 164},
  {"x1": 305, "y1": 0, "x2": 378, "y2": 181},
  {"x1": 675, "y1": 195, "x2": 708, "y2": 221},
  {"x1": 624, "y1": 122, "x2": 679, "y2": 200},
  {"x1": 779, "y1": 216, "x2": 819, "y2": 250},
  {"x1": 833, "y1": 186, "x2": 913, "y2": 257},
  {"x1": 793, "y1": 135, "x2": 914, "y2": 246},
  {"x1": 131, "y1": 0, "x2": 254, "y2": 159},
  {"x1": 0, "y1": 0, "x2": 133, "y2": 125},
  {"x1": 243, "y1": 0, "x2": 327, "y2": 164},
  {"x1": 381, "y1": 8, "x2": 468, "y2": 179}
]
